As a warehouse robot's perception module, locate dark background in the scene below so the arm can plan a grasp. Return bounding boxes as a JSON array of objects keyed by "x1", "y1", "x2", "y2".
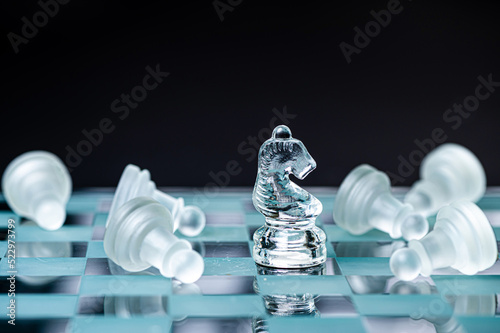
[{"x1": 1, "y1": 0, "x2": 499, "y2": 188}]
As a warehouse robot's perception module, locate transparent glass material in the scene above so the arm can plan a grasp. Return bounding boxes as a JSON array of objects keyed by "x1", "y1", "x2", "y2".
[
  {"x1": 390, "y1": 201, "x2": 497, "y2": 281},
  {"x1": 104, "y1": 279, "x2": 201, "y2": 320},
  {"x1": 104, "y1": 196, "x2": 204, "y2": 283},
  {"x1": 15, "y1": 220, "x2": 73, "y2": 286},
  {"x1": 333, "y1": 164, "x2": 428, "y2": 241},
  {"x1": 252, "y1": 125, "x2": 326, "y2": 268},
  {"x1": 2, "y1": 151, "x2": 72, "y2": 230},
  {"x1": 405, "y1": 143, "x2": 486, "y2": 217},
  {"x1": 107, "y1": 164, "x2": 206, "y2": 237},
  {"x1": 252, "y1": 264, "x2": 324, "y2": 331}
]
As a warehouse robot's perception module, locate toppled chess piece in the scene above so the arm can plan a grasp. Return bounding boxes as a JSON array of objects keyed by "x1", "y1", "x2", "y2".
[
  {"x1": 107, "y1": 164, "x2": 206, "y2": 237},
  {"x1": 252, "y1": 125, "x2": 326, "y2": 268},
  {"x1": 2, "y1": 151, "x2": 71, "y2": 230},
  {"x1": 390, "y1": 201, "x2": 497, "y2": 281},
  {"x1": 334, "y1": 164, "x2": 429, "y2": 241},
  {"x1": 405, "y1": 143, "x2": 486, "y2": 216},
  {"x1": 104, "y1": 196, "x2": 204, "y2": 283}
]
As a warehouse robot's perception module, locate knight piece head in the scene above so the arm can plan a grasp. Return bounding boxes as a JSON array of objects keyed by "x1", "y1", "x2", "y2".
[{"x1": 258, "y1": 125, "x2": 316, "y2": 179}]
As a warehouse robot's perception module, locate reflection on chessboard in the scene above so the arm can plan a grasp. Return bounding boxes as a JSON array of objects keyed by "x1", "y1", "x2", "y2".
[{"x1": 0, "y1": 189, "x2": 499, "y2": 332}]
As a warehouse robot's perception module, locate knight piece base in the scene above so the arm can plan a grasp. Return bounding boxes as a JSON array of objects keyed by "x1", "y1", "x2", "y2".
[{"x1": 252, "y1": 220, "x2": 327, "y2": 268}]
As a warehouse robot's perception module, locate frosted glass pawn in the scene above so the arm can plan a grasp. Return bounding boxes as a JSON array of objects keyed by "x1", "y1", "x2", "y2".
[
  {"x1": 405, "y1": 143, "x2": 486, "y2": 216},
  {"x1": 104, "y1": 196, "x2": 204, "y2": 284},
  {"x1": 333, "y1": 164, "x2": 428, "y2": 241},
  {"x1": 107, "y1": 164, "x2": 205, "y2": 237},
  {"x1": 2, "y1": 151, "x2": 71, "y2": 230},
  {"x1": 390, "y1": 201, "x2": 497, "y2": 281}
]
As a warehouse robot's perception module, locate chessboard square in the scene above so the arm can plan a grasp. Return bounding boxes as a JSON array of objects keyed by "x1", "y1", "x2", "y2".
[
  {"x1": 0, "y1": 212, "x2": 18, "y2": 228},
  {"x1": 93, "y1": 213, "x2": 109, "y2": 226},
  {"x1": 256, "y1": 275, "x2": 351, "y2": 296},
  {"x1": 203, "y1": 242, "x2": 251, "y2": 258},
  {"x1": 333, "y1": 241, "x2": 406, "y2": 258},
  {"x1": 79, "y1": 275, "x2": 172, "y2": 296},
  {"x1": 347, "y1": 275, "x2": 392, "y2": 295},
  {"x1": 192, "y1": 198, "x2": 244, "y2": 213},
  {"x1": 189, "y1": 226, "x2": 248, "y2": 242},
  {"x1": 195, "y1": 276, "x2": 255, "y2": 295},
  {"x1": 87, "y1": 241, "x2": 108, "y2": 258},
  {"x1": 11, "y1": 241, "x2": 88, "y2": 258},
  {"x1": 347, "y1": 276, "x2": 436, "y2": 295},
  {"x1": 336, "y1": 258, "x2": 392, "y2": 276},
  {"x1": 167, "y1": 294, "x2": 264, "y2": 317},
  {"x1": 15, "y1": 225, "x2": 93, "y2": 242},
  {"x1": 0, "y1": 319, "x2": 69, "y2": 333},
  {"x1": 71, "y1": 317, "x2": 172, "y2": 332},
  {"x1": 245, "y1": 213, "x2": 265, "y2": 227},
  {"x1": 242, "y1": 198, "x2": 256, "y2": 212},
  {"x1": 352, "y1": 295, "x2": 453, "y2": 317},
  {"x1": 433, "y1": 276, "x2": 500, "y2": 295},
  {"x1": 0, "y1": 241, "x2": 6, "y2": 258},
  {"x1": 315, "y1": 296, "x2": 358, "y2": 317},
  {"x1": 324, "y1": 225, "x2": 395, "y2": 242},
  {"x1": 457, "y1": 316, "x2": 500, "y2": 332},
  {"x1": 172, "y1": 318, "x2": 251, "y2": 333},
  {"x1": 92, "y1": 226, "x2": 106, "y2": 241},
  {"x1": 325, "y1": 258, "x2": 342, "y2": 275},
  {"x1": 319, "y1": 212, "x2": 335, "y2": 225},
  {"x1": 205, "y1": 212, "x2": 244, "y2": 225},
  {"x1": 64, "y1": 213, "x2": 94, "y2": 226},
  {"x1": 203, "y1": 258, "x2": 257, "y2": 276},
  {"x1": 494, "y1": 227, "x2": 500, "y2": 241},
  {"x1": 431, "y1": 260, "x2": 500, "y2": 276},
  {"x1": 2, "y1": 257, "x2": 86, "y2": 276},
  {"x1": 78, "y1": 296, "x2": 105, "y2": 315},
  {"x1": 66, "y1": 198, "x2": 99, "y2": 213},
  {"x1": 98, "y1": 198, "x2": 113, "y2": 213},
  {"x1": 483, "y1": 211, "x2": 500, "y2": 227},
  {"x1": 0, "y1": 275, "x2": 81, "y2": 294},
  {"x1": 4, "y1": 295, "x2": 78, "y2": 318},
  {"x1": 86, "y1": 241, "x2": 107, "y2": 258},
  {"x1": 84, "y1": 258, "x2": 111, "y2": 275},
  {"x1": 0, "y1": 201, "x2": 11, "y2": 210},
  {"x1": 363, "y1": 317, "x2": 436, "y2": 333},
  {"x1": 267, "y1": 317, "x2": 365, "y2": 333}
]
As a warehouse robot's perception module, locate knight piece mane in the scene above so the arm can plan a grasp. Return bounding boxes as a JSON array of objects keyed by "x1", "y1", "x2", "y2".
[{"x1": 252, "y1": 125, "x2": 322, "y2": 221}]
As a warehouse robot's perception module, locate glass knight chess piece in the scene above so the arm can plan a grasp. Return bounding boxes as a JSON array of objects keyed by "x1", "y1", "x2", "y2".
[{"x1": 252, "y1": 125, "x2": 326, "y2": 268}]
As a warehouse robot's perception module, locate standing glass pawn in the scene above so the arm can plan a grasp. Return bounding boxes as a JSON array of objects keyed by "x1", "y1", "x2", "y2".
[{"x1": 252, "y1": 125, "x2": 326, "y2": 268}]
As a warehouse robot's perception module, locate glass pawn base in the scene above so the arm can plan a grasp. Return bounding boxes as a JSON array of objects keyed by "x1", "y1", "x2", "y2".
[{"x1": 252, "y1": 221, "x2": 327, "y2": 268}]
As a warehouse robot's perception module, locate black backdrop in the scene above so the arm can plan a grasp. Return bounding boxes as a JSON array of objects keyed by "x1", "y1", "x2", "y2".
[{"x1": 1, "y1": 0, "x2": 499, "y2": 188}]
